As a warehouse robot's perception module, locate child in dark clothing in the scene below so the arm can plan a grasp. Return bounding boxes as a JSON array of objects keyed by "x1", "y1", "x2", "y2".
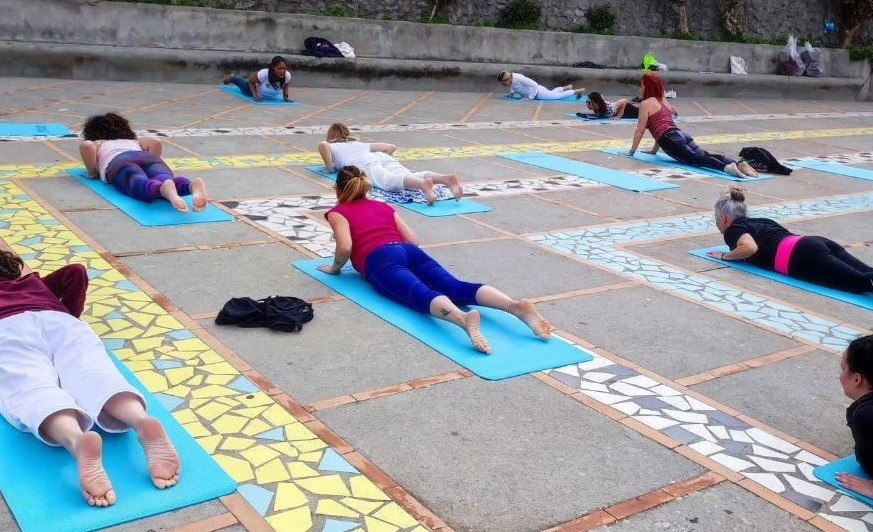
[{"x1": 838, "y1": 334, "x2": 873, "y2": 495}]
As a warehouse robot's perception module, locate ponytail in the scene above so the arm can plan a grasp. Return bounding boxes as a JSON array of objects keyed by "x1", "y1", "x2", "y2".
[{"x1": 336, "y1": 166, "x2": 372, "y2": 203}]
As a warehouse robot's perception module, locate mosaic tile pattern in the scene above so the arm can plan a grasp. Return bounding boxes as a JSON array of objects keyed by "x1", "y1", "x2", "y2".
[
  {"x1": 0, "y1": 180, "x2": 423, "y2": 532},
  {"x1": 532, "y1": 193, "x2": 873, "y2": 352},
  {"x1": 547, "y1": 355, "x2": 873, "y2": 530}
]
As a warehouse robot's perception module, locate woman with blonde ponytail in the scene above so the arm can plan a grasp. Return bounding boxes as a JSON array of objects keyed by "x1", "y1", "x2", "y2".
[
  {"x1": 318, "y1": 123, "x2": 463, "y2": 205},
  {"x1": 318, "y1": 166, "x2": 554, "y2": 354}
]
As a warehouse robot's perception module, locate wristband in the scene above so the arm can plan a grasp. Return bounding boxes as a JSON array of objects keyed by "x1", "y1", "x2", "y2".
[{"x1": 720, "y1": 252, "x2": 726, "y2": 260}]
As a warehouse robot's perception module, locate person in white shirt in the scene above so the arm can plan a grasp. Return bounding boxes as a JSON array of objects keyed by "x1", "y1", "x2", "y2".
[
  {"x1": 497, "y1": 71, "x2": 585, "y2": 100},
  {"x1": 222, "y1": 56, "x2": 293, "y2": 103},
  {"x1": 318, "y1": 123, "x2": 464, "y2": 205}
]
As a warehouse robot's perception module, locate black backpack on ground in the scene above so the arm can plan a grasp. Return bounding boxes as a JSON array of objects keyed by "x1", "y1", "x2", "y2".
[
  {"x1": 739, "y1": 147, "x2": 793, "y2": 176},
  {"x1": 215, "y1": 296, "x2": 314, "y2": 332},
  {"x1": 302, "y1": 37, "x2": 344, "y2": 58}
]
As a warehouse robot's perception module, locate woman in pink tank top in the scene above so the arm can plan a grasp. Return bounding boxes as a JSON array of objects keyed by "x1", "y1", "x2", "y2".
[
  {"x1": 627, "y1": 73, "x2": 759, "y2": 178},
  {"x1": 318, "y1": 166, "x2": 554, "y2": 354}
]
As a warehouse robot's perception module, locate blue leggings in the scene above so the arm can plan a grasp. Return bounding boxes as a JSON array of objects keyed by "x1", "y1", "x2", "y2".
[
  {"x1": 657, "y1": 130, "x2": 734, "y2": 171},
  {"x1": 365, "y1": 243, "x2": 482, "y2": 314},
  {"x1": 105, "y1": 151, "x2": 191, "y2": 202},
  {"x1": 227, "y1": 76, "x2": 253, "y2": 97}
]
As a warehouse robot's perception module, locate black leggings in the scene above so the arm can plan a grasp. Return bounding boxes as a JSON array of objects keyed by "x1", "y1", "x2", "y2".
[
  {"x1": 657, "y1": 130, "x2": 735, "y2": 171},
  {"x1": 621, "y1": 104, "x2": 640, "y2": 119},
  {"x1": 789, "y1": 236, "x2": 873, "y2": 293}
]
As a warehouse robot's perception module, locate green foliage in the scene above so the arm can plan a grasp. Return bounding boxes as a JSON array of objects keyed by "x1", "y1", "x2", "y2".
[
  {"x1": 584, "y1": 4, "x2": 615, "y2": 34},
  {"x1": 660, "y1": 31, "x2": 700, "y2": 41},
  {"x1": 420, "y1": 10, "x2": 451, "y2": 24},
  {"x1": 849, "y1": 45, "x2": 873, "y2": 61},
  {"x1": 323, "y1": 6, "x2": 357, "y2": 17},
  {"x1": 497, "y1": 0, "x2": 542, "y2": 30}
]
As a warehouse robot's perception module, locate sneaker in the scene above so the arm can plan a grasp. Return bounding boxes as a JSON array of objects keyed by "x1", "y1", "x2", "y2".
[{"x1": 665, "y1": 90, "x2": 677, "y2": 98}]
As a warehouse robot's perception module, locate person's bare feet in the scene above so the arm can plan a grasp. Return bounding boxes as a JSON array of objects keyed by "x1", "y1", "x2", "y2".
[
  {"x1": 190, "y1": 178, "x2": 208, "y2": 212},
  {"x1": 136, "y1": 417, "x2": 180, "y2": 489},
  {"x1": 837, "y1": 473, "x2": 873, "y2": 497},
  {"x1": 737, "y1": 161, "x2": 760, "y2": 177},
  {"x1": 561, "y1": 84, "x2": 573, "y2": 91},
  {"x1": 159, "y1": 180, "x2": 188, "y2": 213},
  {"x1": 509, "y1": 299, "x2": 553, "y2": 340},
  {"x1": 74, "y1": 432, "x2": 116, "y2": 507},
  {"x1": 423, "y1": 176, "x2": 437, "y2": 205},
  {"x1": 447, "y1": 174, "x2": 463, "y2": 200},
  {"x1": 574, "y1": 88, "x2": 586, "y2": 98},
  {"x1": 222, "y1": 74, "x2": 234, "y2": 85},
  {"x1": 723, "y1": 163, "x2": 747, "y2": 179},
  {"x1": 462, "y1": 310, "x2": 491, "y2": 354}
]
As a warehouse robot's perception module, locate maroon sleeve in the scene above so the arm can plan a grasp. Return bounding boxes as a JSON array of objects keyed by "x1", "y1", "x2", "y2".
[{"x1": 41, "y1": 264, "x2": 89, "y2": 318}]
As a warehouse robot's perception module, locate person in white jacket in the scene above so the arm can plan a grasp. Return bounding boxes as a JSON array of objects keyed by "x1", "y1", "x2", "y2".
[{"x1": 498, "y1": 71, "x2": 585, "y2": 100}]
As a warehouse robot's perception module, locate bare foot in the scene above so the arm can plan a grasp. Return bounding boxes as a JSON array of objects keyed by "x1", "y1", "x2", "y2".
[
  {"x1": 190, "y1": 178, "x2": 208, "y2": 212},
  {"x1": 837, "y1": 473, "x2": 873, "y2": 497},
  {"x1": 222, "y1": 74, "x2": 234, "y2": 85},
  {"x1": 74, "y1": 432, "x2": 116, "y2": 507},
  {"x1": 462, "y1": 310, "x2": 491, "y2": 354},
  {"x1": 447, "y1": 174, "x2": 464, "y2": 200},
  {"x1": 561, "y1": 84, "x2": 573, "y2": 91},
  {"x1": 737, "y1": 161, "x2": 760, "y2": 177},
  {"x1": 159, "y1": 179, "x2": 188, "y2": 213},
  {"x1": 423, "y1": 176, "x2": 437, "y2": 206},
  {"x1": 509, "y1": 299, "x2": 553, "y2": 340},
  {"x1": 574, "y1": 88, "x2": 586, "y2": 98},
  {"x1": 136, "y1": 417, "x2": 180, "y2": 489},
  {"x1": 723, "y1": 163, "x2": 747, "y2": 179}
]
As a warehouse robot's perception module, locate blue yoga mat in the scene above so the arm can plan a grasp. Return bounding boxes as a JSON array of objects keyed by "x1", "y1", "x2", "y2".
[
  {"x1": 498, "y1": 152, "x2": 679, "y2": 192},
  {"x1": 219, "y1": 85, "x2": 300, "y2": 106},
  {"x1": 68, "y1": 169, "x2": 234, "y2": 227},
  {"x1": 792, "y1": 160, "x2": 873, "y2": 182},
  {"x1": 305, "y1": 166, "x2": 491, "y2": 217},
  {"x1": 814, "y1": 456, "x2": 873, "y2": 509},
  {"x1": 0, "y1": 123, "x2": 72, "y2": 136},
  {"x1": 496, "y1": 94, "x2": 588, "y2": 104},
  {"x1": 600, "y1": 147, "x2": 773, "y2": 182},
  {"x1": 566, "y1": 113, "x2": 637, "y2": 123},
  {"x1": 691, "y1": 246, "x2": 873, "y2": 311},
  {"x1": 295, "y1": 258, "x2": 594, "y2": 380},
  {"x1": 0, "y1": 349, "x2": 236, "y2": 532}
]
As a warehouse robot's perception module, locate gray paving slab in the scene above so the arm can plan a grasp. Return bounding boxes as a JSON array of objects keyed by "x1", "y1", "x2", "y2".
[
  {"x1": 629, "y1": 233, "x2": 728, "y2": 273},
  {"x1": 401, "y1": 158, "x2": 529, "y2": 182},
  {"x1": 604, "y1": 482, "x2": 816, "y2": 531},
  {"x1": 746, "y1": 172, "x2": 873, "y2": 200},
  {"x1": 65, "y1": 209, "x2": 265, "y2": 255},
  {"x1": 0, "y1": 140, "x2": 68, "y2": 162},
  {"x1": 401, "y1": 212, "x2": 501, "y2": 245},
  {"x1": 357, "y1": 130, "x2": 455, "y2": 148},
  {"x1": 318, "y1": 376, "x2": 703, "y2": 532},
  {"x1": 0, "y1": 495, "x2": 17, "y2": 531},
  {"x1": 426, "y1": 238, "x2": 628, "y2": 299},
  {"x1": 692, "y1": 350, "x2": 852, "y2": 456},
  {"x1": 169, "y1": 136, "x2": 289, "y2": 156},
  {"x1": 184, "y1": 167, "x2": 327, "y2": 201},
  {"x1": 538, "y1": 285, "x2": 800, "y2": 379},
  {"x1": 105, "y1": 500, "x2": 229, "y2": 531},
  {"x1": 121, "y1": 243, "x2": 332, "y2": 314},
  {"x1": 201, "y1": 298, "x2": 460, "y2": 404},
  {"x1": 540, "y1": 188, "x2": 697, "y2": 220},
  {"x1": 26, "y1": 176, "x2": 113, "y2": 210},
  {"x1": 784, "y1": 211, "x2": 873, "y2": 246},
  {"x1": 474, "y1": 194, "x2": 607, "y2": 234}
]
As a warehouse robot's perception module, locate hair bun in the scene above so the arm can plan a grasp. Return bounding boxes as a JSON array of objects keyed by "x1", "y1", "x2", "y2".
[{"x1": 729, "y1": 187, "x2": 745, "y2": 202}]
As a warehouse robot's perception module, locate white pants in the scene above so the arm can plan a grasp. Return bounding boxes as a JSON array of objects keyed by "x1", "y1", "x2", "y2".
[
  {"x1": 355, "y1": 152, "x2": 425, "y2": 192},
  {"x1": 0, "y1": 311, "x2": 144, "y2": 445},
  {"x1": 534, "y1": 86, "x2": 576, "y2": 100}
]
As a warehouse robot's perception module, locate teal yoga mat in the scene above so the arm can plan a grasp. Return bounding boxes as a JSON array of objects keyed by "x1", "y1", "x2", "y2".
[
  {"x1": 496, "y1": 94, "x2": 588, "y2": 104},
  {"x1": 600, "y1": 147, "x2": 773, "y2": 182},
  {"x1": 219, "y1": 85, "x2": 300, "y2": 106},
  {"x1": 68, "y1": 169, "x2": 234, "y2": 227},
  {"x1": 295, "y1": 258, "x2": 594, "y2": 380},
  {"x1": 498, "y1": 152, "x2": 679, "y2": 192},
  {"x1": 691, "y1": 246, "x2": 873, "y2": 311},
  {"x1": 566, "y1": 113, "x2": 637, "y2": 123},
  {"x1": 0, "y1": 123, "x2": 72, "y2": 136},
  {"x1": 305, "y1": 166, "x2": 491, "y2": 217},
  {"x1": 0, "y1": 347, "x2": 236, "y2": 532},
  {"x1": 792, "y1": 160, "x2": 873, "y2": 182},
  {"x1": 814, "y1": 456, "x2": 873, "y2": 508}
]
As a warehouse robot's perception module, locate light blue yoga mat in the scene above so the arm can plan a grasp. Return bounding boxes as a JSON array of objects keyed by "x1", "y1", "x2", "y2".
[
  {"x1": 792, "y1": 160, "x2": 873, "y2": 182},
  {"x1": 600, "y1": 147, "x2": 773, "y2": 182},
  {"x1": 68, "y1": 169, "x2": 234, "y2": 227},
  {"x1": 219, "y1": 85, "x2": 300, "y2": 106},
  {"x1": 566, "y1": 113, "x2": 637, "y2": 123},
  {"x1": 814, "y1": 456, "x2": 873, "y2": 509},
  {"x1": 496, "y1": 94, "x2": 588, "y2": 104},
  {"x1": 691, "y1": 246, "x2": 873, "y2": 311},
  {"x1": 498, "y1": 152, "x2": 679, "y2": 192},
  {"x1": 0, "y1": 348, "x2": 236, "y2": 532},
  {"x1": 295, "y1": 258, "x2": 594, "y2": 380},
  {"x1": 0, "y1": 123, "x2": 72, "y2": 136},
  {"x1": 305, "y1": 166, "x2": 492, "y2": 217}
]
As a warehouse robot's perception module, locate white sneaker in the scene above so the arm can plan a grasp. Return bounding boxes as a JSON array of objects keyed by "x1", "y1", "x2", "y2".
[{"x1": 665, "y1": 90, "x2": 677, "y2": 98}]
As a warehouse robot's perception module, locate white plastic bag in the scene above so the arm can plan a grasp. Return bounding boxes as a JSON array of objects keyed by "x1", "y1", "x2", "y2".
[
  {"x1": 730, "y1": 55, "x2": 747, "y2": 75},
  {"x1": 335, "y1": 42, "x2": 355, "y2": 58},
  {"x1": 777, "y1": 35, "x2": 804, "y2": 76}
]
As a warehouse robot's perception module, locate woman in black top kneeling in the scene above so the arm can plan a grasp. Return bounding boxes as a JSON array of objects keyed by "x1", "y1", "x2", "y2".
[
  {"x1": 710, "y1": 188, "x2": 873, "y2": 294},
  {"x1": 839, "y1": 335, "x2": 873, "y2": 494}
]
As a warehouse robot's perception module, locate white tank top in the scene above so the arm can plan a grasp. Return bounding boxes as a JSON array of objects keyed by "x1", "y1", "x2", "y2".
[
  {"x1": 97, "y1": 139, "x2": 142, "y2": 181},
  {"x1": 329, "y1": 141, "x2": 373, "y2": 170}
]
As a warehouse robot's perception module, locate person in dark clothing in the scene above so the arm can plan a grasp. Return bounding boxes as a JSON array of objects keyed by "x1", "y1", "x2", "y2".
[
  {"x1": 711, "y1": 188, "x2": 873, "y2": 294},
  {"x1": 838, "y1": 334, "x2": 873, "y2": 494}
]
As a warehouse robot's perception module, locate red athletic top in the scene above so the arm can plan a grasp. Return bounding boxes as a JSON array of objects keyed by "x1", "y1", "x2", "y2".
[
  {"x1": 0, "y1": 264, "x2": 88, "y2": 321},
  {"x1": 646, "y1": 101, "x2": 678, "y2": 140},
  {"x1": 326, "y1": 199, "x2": 403, "y2": 276}
]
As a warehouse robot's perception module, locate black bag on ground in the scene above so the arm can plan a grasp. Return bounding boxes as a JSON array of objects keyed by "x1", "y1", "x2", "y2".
[
  {"x1": 215, "y1": 296, "x2": 314, "y2": 332},
  {"x1": 739, "y1": 147, "x2": 793, "y2": 176},
  {"x1": 302, "y1": 36, "x2": 344, "y2": 58}
]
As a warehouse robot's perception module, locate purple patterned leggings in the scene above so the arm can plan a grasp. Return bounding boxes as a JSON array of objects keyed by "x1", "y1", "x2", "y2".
[{"x1": 105, "y1": 151, "x2": 191, "y2": 202}]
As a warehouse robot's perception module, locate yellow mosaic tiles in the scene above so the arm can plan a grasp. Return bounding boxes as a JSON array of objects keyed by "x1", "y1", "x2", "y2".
[
  {"x1": 3, "y1": 126, "x2": 873, "y2": 180},
  {"x1": 0, "y1": 178, "x2": 424, "y2": 532}
]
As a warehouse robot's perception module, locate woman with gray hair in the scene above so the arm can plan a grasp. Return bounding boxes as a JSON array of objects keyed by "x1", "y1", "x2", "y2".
[{"x1": 710, "y1": 188, "x2": 873, "y2": 293}]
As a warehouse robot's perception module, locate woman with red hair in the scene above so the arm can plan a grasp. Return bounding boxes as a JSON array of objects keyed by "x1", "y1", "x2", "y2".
[{"x1": 628, "y1": 73, "x2": 758, "y2": 178}]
